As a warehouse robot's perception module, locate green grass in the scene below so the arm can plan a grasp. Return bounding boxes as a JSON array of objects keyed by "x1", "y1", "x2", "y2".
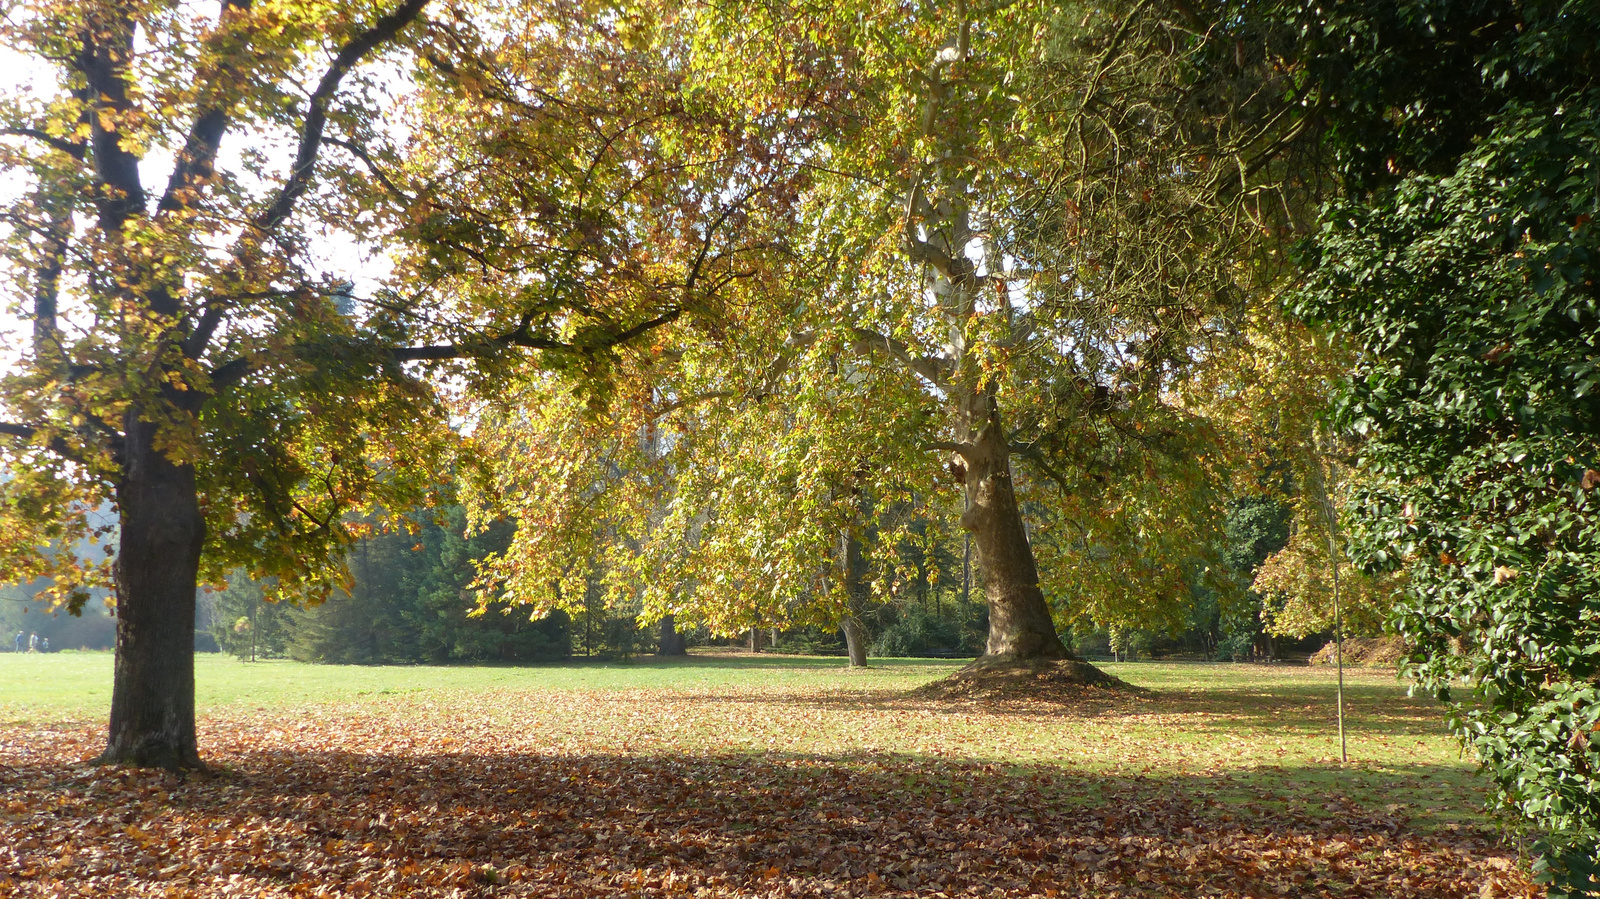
[
  {"x1": 0, "y1": 649, "x2": 962, "y2": 723},
  {"x1": 0, "y1": 650, "x2": 1494, "y2": 834}
]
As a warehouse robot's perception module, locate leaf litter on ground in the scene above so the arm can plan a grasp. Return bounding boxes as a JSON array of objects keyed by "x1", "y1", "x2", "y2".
[{"x1": 0, "y1": 663, "x2": 1534, "y2": 898}]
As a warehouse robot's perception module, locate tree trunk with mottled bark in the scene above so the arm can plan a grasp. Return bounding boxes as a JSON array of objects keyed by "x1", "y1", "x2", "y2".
[
  {"x1": 840, "y1": 529, "x2": 872, "y2": 667},
  {"x1": 960, "y1": 415, "x2": 1069, "y2": 661},
  {"x1": 100, "y1": 413, "x2": 206, "y2": 770},
  {"x1": 841, "y1": 617, "x2": 868, "y2": 668}
]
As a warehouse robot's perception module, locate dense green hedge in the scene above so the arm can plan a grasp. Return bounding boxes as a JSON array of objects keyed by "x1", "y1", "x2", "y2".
[{"x1": 1287, "y1": 2, "x2": 1600, "y2": 890}]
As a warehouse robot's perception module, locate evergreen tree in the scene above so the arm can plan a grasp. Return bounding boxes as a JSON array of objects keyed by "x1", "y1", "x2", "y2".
[
  {"x1": 210, "y1": 574, "x2": 289, "y2": 661},
  {"x1": 276, "y1": 508, "x2": 570, "y2": 665}
]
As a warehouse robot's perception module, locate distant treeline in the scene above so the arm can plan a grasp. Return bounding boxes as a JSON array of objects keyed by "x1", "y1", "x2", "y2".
[
  {"x1": 212, "y1": 508, "x2": 569, "y2": 664},
  {"x1": 204, "y1": 497, "x2": 1339, "y2": 666},
  {"x1": 4, "y1": 498, "x2": 1340, "y2": 662}
]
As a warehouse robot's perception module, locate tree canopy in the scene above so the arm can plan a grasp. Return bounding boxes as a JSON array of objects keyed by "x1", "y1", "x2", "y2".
[{"x1": 0, "y1": 0, "x2": 755, "y2": 767}]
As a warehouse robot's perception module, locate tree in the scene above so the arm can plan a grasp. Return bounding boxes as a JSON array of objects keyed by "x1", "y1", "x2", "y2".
[
  {"x1": 441, "y1": 0, "x2": 908, "y2": 652},
  {"x1": 280, "y1": 507, "x2": 569, "y2": 664},
  {"x1": 459, "y1": 0, "x2": 1314, "y2": 676},
  {"x1": 1284, "y1": 0, "x2": 1600, "y2": 890},
  {"x1": 210, "y1": 573, "x2": 289, "y2": 661},
  {"x1": 0, "y1": 0, "x2": 709, "y2": 769},
  {"x1": 0, "y1": 0, "x2": 439, "y2": 768},
  {"x1": 1253, "y1": 474, "x2": 1395, "y2": 643}
]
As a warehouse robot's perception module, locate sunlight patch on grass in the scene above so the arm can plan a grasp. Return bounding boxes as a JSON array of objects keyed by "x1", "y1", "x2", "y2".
[{"x1": 0, "y1": 651, "x2": 1490, "y2": 834}]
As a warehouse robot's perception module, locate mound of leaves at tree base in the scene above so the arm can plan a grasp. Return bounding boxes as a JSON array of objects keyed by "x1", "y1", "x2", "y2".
[
  {"x1": 911, "y1": 655, "x2": 1137, "y2": 702},
  {"x1": 1, "y1": 725, "x2": 1530, "y2": 898},
  {"x1": 1308, "y1": 637, "x2": 1410, "y2": 670}
]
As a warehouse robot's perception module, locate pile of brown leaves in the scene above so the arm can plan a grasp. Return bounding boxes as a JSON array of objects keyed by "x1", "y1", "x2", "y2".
[
  {"x1": 1309, "y1": 638, "x2": 1410, "y2": 669},
  {"x1": 1, "y1": 706, "x2": 1531, "y2": 898}
]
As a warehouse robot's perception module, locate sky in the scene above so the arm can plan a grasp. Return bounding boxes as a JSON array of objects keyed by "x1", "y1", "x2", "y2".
[{"x1": 0, "y1": 23, "x2": 400, "y2": 384}]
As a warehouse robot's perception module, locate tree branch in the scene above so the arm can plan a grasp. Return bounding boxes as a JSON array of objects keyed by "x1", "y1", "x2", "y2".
[
  {"x1": 157, "y1": 0, "x2": 254, "y2": 216},
  {"x1": 389, "y1": 306, "x2": 684, "y2": 362},
  {"x1": 0, "y1": 126, "x2": 86, "y2": 160},
  {"x1": 208, "y1": 356, "x2": 255, "y2": 389},
  {"x1": 1079, "y1": 0, "x2": 1158, "y2": 112},
  {"x1": 31, "y1": 203, "x2": 71, "y2": 357},
  {"x1": 1009, "y1": 441, "x2": 1074, "y2": 494},
  {"x1": 77, "y1": 10, "x2": 145, "y2": 232},
  {"x1": 787, "y1": 328, "x2": 952, "y2": 388},
  {"x1": 654, "y1": 391, "x2": 736, "y2": 417},
  {"x1": 323, "y1": 135, "x2": 412, "y2": 204},
  {"x1": 186, "y1": 0, "x2": 430, "y2": 360},
  {"x1": 901, "y1": 182, "x2": 961, "y2": 282},
  {"x1": 250, "y1": 0, "x2": 429, "y2": 236},
  {"x1": 207, "y1": 302, "x2": 685, "y2": 387},
  {"x1": 0, "y1": 421, "x2": 88, "y2": 465}
]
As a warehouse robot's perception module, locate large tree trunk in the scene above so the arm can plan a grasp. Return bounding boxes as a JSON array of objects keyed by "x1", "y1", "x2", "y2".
[
  {"x1": 961, "y1": 416, "x2": 1069, "y2": 661},
  {"x1": 101, "y1": 415, "x2": 206, "y2": 770},
  {"x1": 841, "y1": 618, "x2": 868, "y2": 668},
  {"x1": 840, "y1": 530, "x2": 870, "y2": 667},
  {"x1": 657, "y1": 614, "x2": 687, "y2": 656}
]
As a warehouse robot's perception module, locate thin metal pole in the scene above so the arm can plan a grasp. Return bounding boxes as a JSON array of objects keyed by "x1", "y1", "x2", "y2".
[
  {"x1": 1319, "y1": 458, "x2": 1348, "y2": 766},
  {"x1": 1329, "y1": 525, "x2": 1347, "y2": 765}
]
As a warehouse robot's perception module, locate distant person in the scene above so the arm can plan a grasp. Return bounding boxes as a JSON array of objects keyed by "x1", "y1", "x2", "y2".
[
  {"x1": 28, "y1": 633, "x2": 39, "y2": 652},
  {"x1": 40, "y1": 637, "x2": 49, "y2": 653},
  {"x1": 12, "y1": 631, "x2": 21, "y2": 653}
]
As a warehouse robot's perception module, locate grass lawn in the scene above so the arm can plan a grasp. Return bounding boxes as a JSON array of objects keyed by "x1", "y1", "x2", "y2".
[{"x1": 0, "y1": 651, "x2": 1529, "y2": 897}]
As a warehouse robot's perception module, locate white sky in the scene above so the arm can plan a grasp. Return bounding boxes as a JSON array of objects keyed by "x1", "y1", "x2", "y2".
[{"x1": 0, "y1": 28, "x2": 398, "y2": 384}]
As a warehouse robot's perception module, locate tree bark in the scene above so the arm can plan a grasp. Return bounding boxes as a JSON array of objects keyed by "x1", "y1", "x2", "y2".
[
  {"x1": 657, "y1": 614, "x2": 687, "y2": 656},
  {"x1": 840, "y1": 529, "x2": 870, "y2": 667},
  {"x1": 101, "y1": 414, "x2": 206, "y2": 770},
  {"x1": 841, "y1": 617, "x2": 868, "y2": 668},
  {"x1": 961, "y1": 415, "x2": 1069, "y2": 661},
  {"x1": 747, "y1": 627, "x2": 763, "y2": 653}
]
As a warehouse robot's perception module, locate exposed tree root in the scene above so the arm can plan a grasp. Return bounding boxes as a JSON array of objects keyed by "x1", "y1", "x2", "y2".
[{"x1": 912, "y1": 654, "x2": 1139, "y2": 702}]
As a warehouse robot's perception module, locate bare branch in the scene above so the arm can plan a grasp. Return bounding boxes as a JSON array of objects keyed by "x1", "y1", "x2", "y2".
[{"x1": 0, "y1": 126, "x2": 86, "y2": 160}]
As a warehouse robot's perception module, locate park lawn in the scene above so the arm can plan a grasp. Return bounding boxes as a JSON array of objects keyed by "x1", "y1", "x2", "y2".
[
  {"x1": 0, "y1": 649, "x2": 958, "y2": 724},
  {"x1": 0, "y1": 651, "x2": 1529, "y2": 898}
]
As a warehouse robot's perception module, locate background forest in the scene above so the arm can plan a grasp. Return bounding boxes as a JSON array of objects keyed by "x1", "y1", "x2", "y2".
[{"x1": 194, "y1": 494, "x2": 1314, "y2": 666}]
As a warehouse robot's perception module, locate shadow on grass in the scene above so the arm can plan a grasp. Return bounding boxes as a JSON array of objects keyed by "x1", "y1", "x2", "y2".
[
  {"x1": 3, "y1": 742, "x2": 1522, "y2": 899},
  {"x1": 586, "y1": 676, "x2": 1449, "y2": 740}
]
